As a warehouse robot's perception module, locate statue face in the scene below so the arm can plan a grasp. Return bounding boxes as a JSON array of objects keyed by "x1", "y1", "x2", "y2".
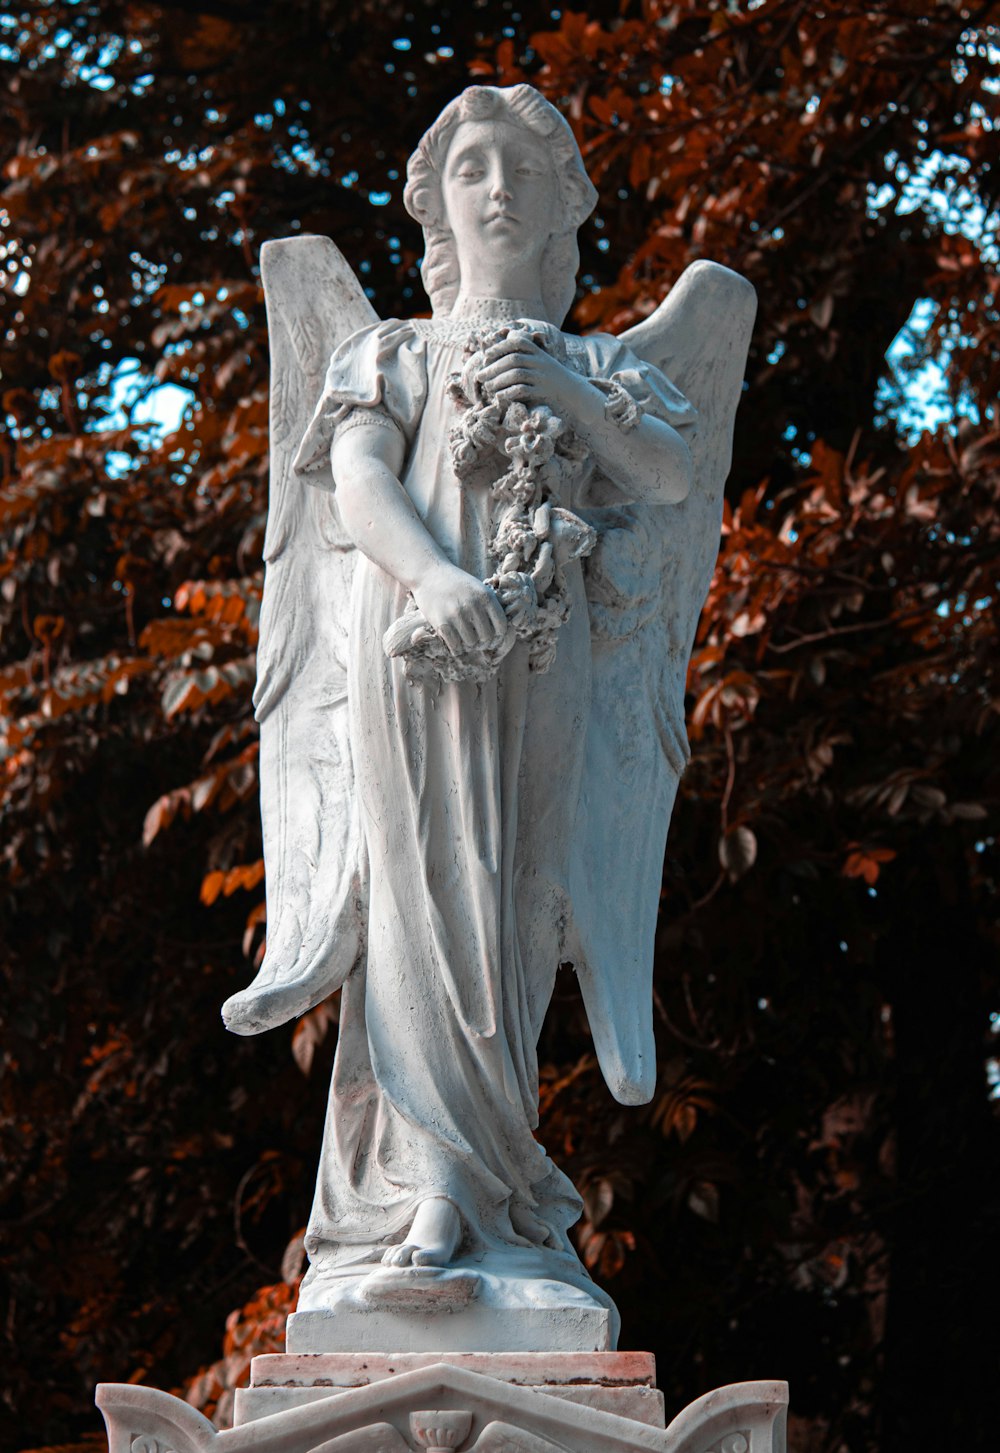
[{"x1": 441, "y1": 118, "x2": 559, "y2": 270}]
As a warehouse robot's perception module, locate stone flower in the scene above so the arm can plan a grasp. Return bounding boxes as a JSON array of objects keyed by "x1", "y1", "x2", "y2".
[
  {"x1": 494, "y1": 570, "x2": 538, "y2": 634},
  {"x1": 503, "y1": 406, "x2": 563, "y2": 470},
  {"x1": 494, "y1": 511, "x2": 538, "y2": 565}
]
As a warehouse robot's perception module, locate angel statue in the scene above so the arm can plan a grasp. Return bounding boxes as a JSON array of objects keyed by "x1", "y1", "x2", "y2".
[{"x1": 222, "y1": 84, "x2": 755, "y2": 1346}]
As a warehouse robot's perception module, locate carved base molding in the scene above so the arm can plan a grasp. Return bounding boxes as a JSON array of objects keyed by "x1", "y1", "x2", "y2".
[
  {"x1": 286, "y1": 1302, "x2": 614, "y2": 1355},
  {"x1": 97, "y1": 1353, "x2": 787, "y2": 1453},
  {"x1": 236, "y1": 1352, "x2": 665, "y2": 1427}
]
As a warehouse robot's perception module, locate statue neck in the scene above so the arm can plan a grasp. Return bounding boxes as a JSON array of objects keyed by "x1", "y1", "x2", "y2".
[{"x1": 449, "y1": 293, "x2": 551, "y2": 325}]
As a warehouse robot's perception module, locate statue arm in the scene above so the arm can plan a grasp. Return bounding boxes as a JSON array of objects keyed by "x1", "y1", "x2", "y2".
[
  {"x1": 331, "y1": 424, "x2": 444, "y2": 592},
  {"x1": 552, "y1": 369, "x2": 692, "y2": 504},
  {"x1": 478, "y1": 336, "x2": 693, "y2": 505},
  {"x1": 330, "y1": 426, "x2": 507, "y2": 654}
]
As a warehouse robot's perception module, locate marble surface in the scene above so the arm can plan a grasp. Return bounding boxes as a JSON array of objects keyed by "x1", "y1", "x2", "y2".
[
  {"x1": 97, "y1": 1362, "x2": 788, "y2": 1453},
  {"x1": 236, "y1": 1351, "x2": 664, "y2": 1428},
  {"x1": 219, "y1": 82, "x2": 755, "y2": 1339},
  {"x1": 92, "y1": 93, "x2": 783, "y2": 1453},
  {"x1": 284, "y1": 1301, "x2": 613, "y2": 1356},
  {"x1": 247, "y1": 1350, "x2": 658, "y2": 1386}
]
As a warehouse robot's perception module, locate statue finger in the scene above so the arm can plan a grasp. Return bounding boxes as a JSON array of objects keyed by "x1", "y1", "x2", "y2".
[
  {"x1": 467, "y1": 606, "x2": 492, "y2": 646},
  {"x1": 452, "y1": 611, "x2": 481, "y2": 651},
  {"x1": 481, "y1": 337, "x2": 535, "y2": 366},
  {"x1": 479, "y1": 353, "x2": 534, "y2": 382},
  {"x1": 480, "y1": 339, "x2": 518, "y2": 365},
  {"x1": 438, "y1": 622, "x2": 463, "y2": 656},
  {"x1": 473, "y1": 600, "x2": 504, "y2": 645},
  {"x1": 482, "y1": 585, "x2": 508, "y2": 636},
  {"x1": 493, "y1": 384, "x2": 533, "y2": 409},
  {"x1": 487, "y1": 367, "x2": 534, "y2": 392}
]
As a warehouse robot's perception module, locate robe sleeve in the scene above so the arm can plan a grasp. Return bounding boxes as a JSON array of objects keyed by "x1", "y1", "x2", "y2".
[
  {"x1": 579, "y1": 333, "x2": 698, "y2": 438},
  {"x1": 292, "y1": 319, "x2": 427, "y2": 477}
]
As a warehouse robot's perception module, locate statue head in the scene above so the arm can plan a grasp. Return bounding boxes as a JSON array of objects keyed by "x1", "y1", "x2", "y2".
[{"x1": 404, "y1": 84, "x2": 598, "y2": 325}]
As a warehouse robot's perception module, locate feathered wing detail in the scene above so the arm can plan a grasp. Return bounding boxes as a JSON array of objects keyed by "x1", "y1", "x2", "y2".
[
  {"x1": 222, "y1": 236, "x2": 378, "y2": 1035},
  {"x1": 568, "y1": 260, "x2": 757, "y2": 1102}
]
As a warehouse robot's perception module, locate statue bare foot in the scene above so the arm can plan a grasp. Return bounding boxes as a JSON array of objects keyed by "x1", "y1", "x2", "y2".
[{"x1": 382, "y1": 1197, "x2": 461, "y2": 1268}]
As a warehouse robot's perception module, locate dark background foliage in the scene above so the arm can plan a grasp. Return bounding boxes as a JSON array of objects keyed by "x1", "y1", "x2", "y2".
[{"x1": 1, "y1": 3, "x2": 998, "y2": 1452}]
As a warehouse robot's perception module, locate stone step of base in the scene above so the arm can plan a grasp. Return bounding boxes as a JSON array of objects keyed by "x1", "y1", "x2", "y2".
[
  {"x1": 233, "y1": 1381, "x2": 665, "y2": 1429},
  {"x1": 285, "y1": 1306, "x2": 615, "y2": 1356},
  {"x1": 250, "y1": 1350, "x2": 656, "y2": 1389}
]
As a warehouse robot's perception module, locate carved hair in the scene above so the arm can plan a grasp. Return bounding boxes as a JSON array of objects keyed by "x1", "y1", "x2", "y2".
[{"x1": 403, "y1": 84, "x2": 598, "y2": 325}]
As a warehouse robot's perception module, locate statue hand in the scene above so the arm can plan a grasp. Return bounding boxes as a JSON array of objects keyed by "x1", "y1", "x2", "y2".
[
  {"x1": 412, "y1": 561, "x2": 507, "y2": 657},
  {"x1": 479, "y1": 335, "x2": 590, "y2": 420}
]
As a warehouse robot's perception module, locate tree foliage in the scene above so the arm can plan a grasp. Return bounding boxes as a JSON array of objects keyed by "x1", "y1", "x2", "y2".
[{"x1": 1, "y1": 3, "x2": 998, "y2": 1452}]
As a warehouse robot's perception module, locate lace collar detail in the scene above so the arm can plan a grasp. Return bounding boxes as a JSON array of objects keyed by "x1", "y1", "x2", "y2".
[
  {"x1": 407, "y1": 311, "x2": 588, "y2": 359},
  {"x1": 449, "y1": 295, "x2": 549, "y2": 324}
]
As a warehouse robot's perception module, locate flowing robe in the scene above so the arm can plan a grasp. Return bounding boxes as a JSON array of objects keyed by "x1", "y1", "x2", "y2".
[{"x1": 298, "y1": 315, "x2": 695, "y2": 1294}]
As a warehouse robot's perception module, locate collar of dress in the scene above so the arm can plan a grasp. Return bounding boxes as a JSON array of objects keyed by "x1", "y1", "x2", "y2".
[{"x1": 445, "y1": 295, "x2": 552, "y2": 327}]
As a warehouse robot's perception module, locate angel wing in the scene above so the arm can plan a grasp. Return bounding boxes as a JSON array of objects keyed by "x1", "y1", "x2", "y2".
[
  {"x1": 222, "y1": 236, "x2": 377, "y2": 1035},
  {"x1": 568, "y1": 260, "x2": 757, "y2": 1103}
]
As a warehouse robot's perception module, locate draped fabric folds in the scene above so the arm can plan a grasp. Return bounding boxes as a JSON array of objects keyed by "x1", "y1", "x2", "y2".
[{"x1": 296, "y1": 317, "x2": 695, "y2": 1288}]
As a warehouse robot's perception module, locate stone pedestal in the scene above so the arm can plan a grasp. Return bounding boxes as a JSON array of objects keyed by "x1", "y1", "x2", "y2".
[
  {"x1": 234, "y1": 1352, "x2": 664, "y2": 1428},
  {"x1": 286, "y1": 1303, "x2": 613, "y2": 1356},
  {"x1": 97, "y1": 1352, "x2": 787, "y2": 1453}
]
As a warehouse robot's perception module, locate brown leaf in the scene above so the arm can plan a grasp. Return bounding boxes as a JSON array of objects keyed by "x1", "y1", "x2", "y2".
[{"x1": 200, "y1": 870, "x2": 225, "y2": 907}]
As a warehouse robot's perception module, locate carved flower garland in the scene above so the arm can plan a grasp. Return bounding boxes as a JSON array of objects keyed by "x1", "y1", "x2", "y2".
[{"x1": 383, "y1": 325, "x2": 595, "y2": 686}]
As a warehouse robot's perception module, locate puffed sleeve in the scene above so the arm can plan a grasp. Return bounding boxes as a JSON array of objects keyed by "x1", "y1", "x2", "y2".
[
  {"x1": 579, "y1": 333, "x2": 698, "y2": 439},
  {"x1": 292, "y1": 319, "x2": 427, "y2": 476}
]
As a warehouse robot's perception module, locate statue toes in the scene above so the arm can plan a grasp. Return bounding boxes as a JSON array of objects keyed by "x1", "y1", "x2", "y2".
[{"x1": 410, "y1": 1246, "x2": 444, "y2": 1268}]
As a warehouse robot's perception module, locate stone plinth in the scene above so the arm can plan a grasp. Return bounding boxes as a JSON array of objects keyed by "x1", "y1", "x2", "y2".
[
  {"x1": 285, "y1": 1303, "x2": 613, "y2": 1356},
  {"x1": 98, "y1": 1355, "x2": 788, "y2": 1453},
  {"x1": 235, "y1": 1352, "x2": 663, "y2": 1428}
]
